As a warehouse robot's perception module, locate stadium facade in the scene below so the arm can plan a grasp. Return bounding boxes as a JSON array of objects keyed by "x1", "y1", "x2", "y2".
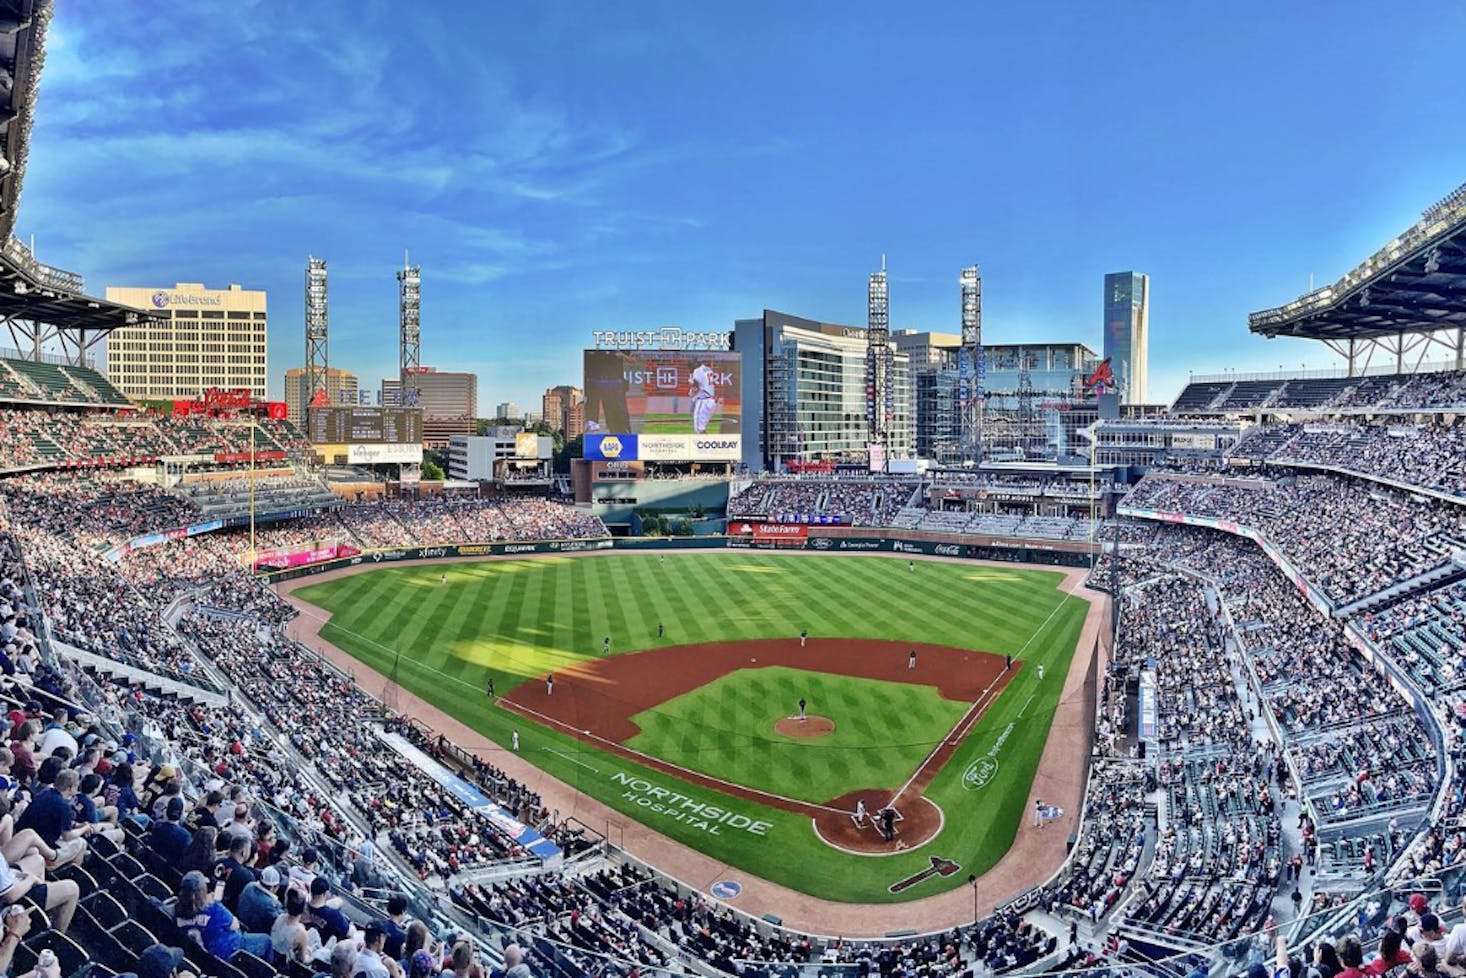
[
  {"x1": 103, "y1": 282, "x2": 267, "y2": 399},
  {"x1": 734, "y1": 309, "x2": 913, "y2": 472}
]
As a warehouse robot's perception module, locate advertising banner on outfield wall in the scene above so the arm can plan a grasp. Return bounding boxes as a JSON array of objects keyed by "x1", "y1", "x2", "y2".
[{"x1": 730, "y1": 522, "x2": 807, "y2": 541}]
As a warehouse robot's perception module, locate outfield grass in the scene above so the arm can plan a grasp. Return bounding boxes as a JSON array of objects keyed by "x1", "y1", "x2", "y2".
[
  {"x1": 625, "y1": 666, "x2": 969, "y2": 804},
  {"x1": 292, "y1": 553, "x2": 1089, "y2": 903}
]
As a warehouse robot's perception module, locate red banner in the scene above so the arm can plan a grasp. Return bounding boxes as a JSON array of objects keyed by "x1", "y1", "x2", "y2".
[
  {"x1": 203, "y1": 387, "x2": 253, "y2": 410},
  {"x1": 265, "y1": 401, "x2": 288, "y2": 420},
  {"x1": 731, "y1": 522, "x2": 808, "y2": 541}
]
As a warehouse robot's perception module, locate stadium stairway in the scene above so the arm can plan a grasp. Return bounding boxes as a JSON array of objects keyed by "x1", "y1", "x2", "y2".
[
  {"x1": 54, "y1": 639, "x2": 230, "y2": 707},
  {"x1": 1334, "y1": 560, "x2": 1466, "y2": 617}
]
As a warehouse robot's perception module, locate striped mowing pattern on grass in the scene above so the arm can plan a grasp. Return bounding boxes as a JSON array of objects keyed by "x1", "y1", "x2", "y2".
[
  {"x1": 292, "y1": 553, "x2": 1090, "y2": 904},
  {"x1": 625, "y1": 666, "x2": 969, "y2": 804}
]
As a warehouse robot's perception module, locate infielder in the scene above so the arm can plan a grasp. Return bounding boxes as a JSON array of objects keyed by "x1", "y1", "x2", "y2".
[
  {"x1": 800, "y1": 629, "x2": 808, "y2": 648},
  {"x1": 546, "y1": 675, "x2": 554, "y2": 697},
  {"x1": 689, "y1": 361, "x2": 718, "y2": 434},
  {"x1": 908, "y1": 650, "x2": 917, "y2": 669},
  {"x1": 603, "y1": 635, "x2": 611, "y2": 654}
]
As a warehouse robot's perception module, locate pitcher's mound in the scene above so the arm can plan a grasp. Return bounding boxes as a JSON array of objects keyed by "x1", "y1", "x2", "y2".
[{"x1": 775, "y1": 715, "x2": 834, "y2": 738}]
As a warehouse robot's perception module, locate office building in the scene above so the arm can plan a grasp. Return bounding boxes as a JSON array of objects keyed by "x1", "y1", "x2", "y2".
[
  {"x1": 734, "y1": 310, "x2": 913, "y2": 472},
  {"x1": 1103, "y1": 272, "x2": 1149, "y2": 405},
  {"x1": 103, "y1": 282, "x2": 267, "y2": 399},
  {"x1": 495, "y1": 401, "x2": 521, "y2": 421},
  {"x1": 448, "y1": 429, "x2": 551, "y2": 483},
  {"x1": 284, "y1": 366, "x2": 358, "y2": 423},
  {"x1": 381, "y1": 367, "x2": 476, "y2": 447},
  {"x1": 892, "y1": 330, "x2": 962, "y2": 370},
  {"x1": 542, "y1": 385, "x2": 584, "y2": 439}
]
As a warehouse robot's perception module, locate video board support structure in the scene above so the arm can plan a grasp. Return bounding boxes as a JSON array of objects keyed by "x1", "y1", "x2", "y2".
[
  {"x1": 398, "y1": 258, "x2": 421, "y2": 408},
  {"x1": 958, "y1": 264, "x2": 984, "y2": 463},
  {"x1": 304, "y1": 257, "x2": 329, "y2": 413},
  {"x1": 867, "y1": 259, "x2": 891, "y2": 455}
]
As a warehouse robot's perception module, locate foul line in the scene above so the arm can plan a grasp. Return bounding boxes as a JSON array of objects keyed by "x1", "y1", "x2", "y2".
[
  {"x1": 890, "y1": 573, "x2": 1090, "y2": 806},
  {"x1": 544, "y1": 747, "x2": 600, "y2": 773},
  {"x1": 498, "y1": 697, "x2": 849, "y2": 817}
]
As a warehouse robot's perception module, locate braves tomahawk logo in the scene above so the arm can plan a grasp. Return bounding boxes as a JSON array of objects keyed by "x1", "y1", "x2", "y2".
[{"x1": 888, "y1": 855, "x2": 961, "y2": 894}]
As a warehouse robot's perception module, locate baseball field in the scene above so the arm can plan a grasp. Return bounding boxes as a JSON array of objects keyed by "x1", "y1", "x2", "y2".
[{"x1": 290, "y1": 552, "x2": 1089, "y2": 904}]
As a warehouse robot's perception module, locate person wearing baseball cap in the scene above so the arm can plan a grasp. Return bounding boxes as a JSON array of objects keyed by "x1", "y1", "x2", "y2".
[
  {"x1": 135, "y1": 944, "x2": 198, "y2": 978},
  {"x1": 237, "y1": 863, "x2": 283, "y2": 935}
]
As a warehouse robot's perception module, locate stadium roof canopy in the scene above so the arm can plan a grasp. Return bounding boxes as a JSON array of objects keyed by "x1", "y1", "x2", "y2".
[
  {"x1": 0, "y1": 0, "x2": 49, "y2": 242},
  {"x1": 0, "y1": 236, "x2": 163, "y2": 365},
  {"x1": 1249, "y1": 183, "x2": 1466, "y2": 352},
  {"x1": 0, "y1": 0, "x2": 164, "y2": 364}
]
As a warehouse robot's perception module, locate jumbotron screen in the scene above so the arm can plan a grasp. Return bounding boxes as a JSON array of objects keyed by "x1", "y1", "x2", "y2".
[
  {"x1": 307, "y1": 406, "x2": 422, "y2": 445},
  {"x1": 582, "y1": 350, "x2": 741, "y2": 462}
]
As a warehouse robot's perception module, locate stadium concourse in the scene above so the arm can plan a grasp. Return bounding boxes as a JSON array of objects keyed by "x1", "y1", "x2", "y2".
[{"x1": 0, "y1": 369, "x2": 1451, "y2": 978}]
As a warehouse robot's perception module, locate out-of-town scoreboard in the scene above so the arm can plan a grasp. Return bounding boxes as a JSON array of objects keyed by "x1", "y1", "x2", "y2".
[
  {"x1": 306, "y1": 407, "x2": 424, "y2": 466},
  {"x1": 307, "y1": 407, "x2": 422, "y2": 445}
]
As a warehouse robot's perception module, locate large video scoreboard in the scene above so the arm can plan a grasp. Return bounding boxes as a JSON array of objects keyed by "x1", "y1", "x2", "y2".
[{"x1": 307, "y1": 407, "x2": 422, "y2": 445}]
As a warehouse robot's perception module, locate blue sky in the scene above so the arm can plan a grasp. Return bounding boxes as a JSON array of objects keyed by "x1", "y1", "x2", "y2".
[{"x1": 21, "y1": 1, "x2": 1466, "y2": 410}]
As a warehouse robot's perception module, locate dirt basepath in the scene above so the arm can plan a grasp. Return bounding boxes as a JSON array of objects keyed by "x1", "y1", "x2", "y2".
[{"x1": 280, "y1": 549, "x2": 1107, "y2": 936}]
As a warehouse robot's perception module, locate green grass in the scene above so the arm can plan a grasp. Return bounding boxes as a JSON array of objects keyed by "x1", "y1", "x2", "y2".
[
  {"x1": 637, "y1": 411, "x2": 738, "y2": 434},
  {"x1": 624, "y1": 666, "x2": 969, "y2": 804},
  {"x1": 292, "y1": 553, "x2": 1089, "y2": 903}
]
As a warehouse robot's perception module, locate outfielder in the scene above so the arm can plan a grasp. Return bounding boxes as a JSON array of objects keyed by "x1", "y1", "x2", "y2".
[{"x1": 689, "y1": 362, "x2": 718, "y2": 434}]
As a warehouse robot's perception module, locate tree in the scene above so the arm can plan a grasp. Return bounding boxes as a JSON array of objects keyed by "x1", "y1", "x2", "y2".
[
  {"x1": 553, "y1": 434, "x2": 582, "y2": 474},
  {"x1": 421, "y1": 459, "x2": 445, "y2": 481}
]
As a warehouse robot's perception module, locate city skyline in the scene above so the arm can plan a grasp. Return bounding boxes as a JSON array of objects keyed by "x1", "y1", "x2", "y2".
[{"x1": 22, "y1": 2, "x2": 1466, "y2": 413}]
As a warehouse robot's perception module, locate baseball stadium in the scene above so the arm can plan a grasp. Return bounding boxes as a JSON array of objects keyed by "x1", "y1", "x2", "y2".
[{"x1": 0, "y1": 5, "x2": 1460, "y2": 978}]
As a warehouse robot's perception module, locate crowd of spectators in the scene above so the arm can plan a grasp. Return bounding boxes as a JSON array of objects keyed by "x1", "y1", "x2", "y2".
[
  {"x1": 1125, "y1": 473, "x2": 1463, "y2": 607},
  {"x1": 728, "y1": 478, "x2": 918, "y2": 525}
]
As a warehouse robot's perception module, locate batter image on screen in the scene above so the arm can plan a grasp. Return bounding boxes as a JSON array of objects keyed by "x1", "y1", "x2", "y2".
[
  {"x1": 584, "y1": 351, "x2": 636, "y2": 433},
  {"x1": 689, "y1": 361, "x2": 718, "y2": 434}
]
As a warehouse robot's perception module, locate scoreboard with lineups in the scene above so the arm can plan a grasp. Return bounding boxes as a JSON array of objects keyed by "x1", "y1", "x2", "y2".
[{"x1": 307, "y1": 406, "x2": 422, "y2": 445}]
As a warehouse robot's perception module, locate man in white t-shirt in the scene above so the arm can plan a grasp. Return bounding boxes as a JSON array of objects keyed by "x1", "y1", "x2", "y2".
[{"x1": 689, "y1": 363, "x2": 717, "y2": 434}]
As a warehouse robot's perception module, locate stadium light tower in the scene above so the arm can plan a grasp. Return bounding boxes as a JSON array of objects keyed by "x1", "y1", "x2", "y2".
[
  {"x1": 867, "y1": 258, "x2": 892, "y2": 458},
  {"x1": 958, "y1": 265, "x2": 984, "y2": 463},
  {"x1": 304, "y1": 257, "x2": 329, "y2": 416},
  {"x1": 398, "y1": 255, "x2": 421, "y2": 408}
]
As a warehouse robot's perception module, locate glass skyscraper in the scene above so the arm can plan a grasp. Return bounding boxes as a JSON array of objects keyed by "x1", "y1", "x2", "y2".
[{"x1": 1103, "y1": 271, "x2": 1149, "y2": 405}]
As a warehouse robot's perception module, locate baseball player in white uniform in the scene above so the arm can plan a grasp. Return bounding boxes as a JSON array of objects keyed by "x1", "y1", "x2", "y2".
[{"x1": 689, "y1": 362, "x2": 717, "y2": 434}]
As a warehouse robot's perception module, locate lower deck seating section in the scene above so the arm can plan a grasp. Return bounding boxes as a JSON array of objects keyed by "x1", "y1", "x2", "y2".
[
  {"x1": 728, "y1": 477, "x2": 918, "y2": 526},
  {"x1": 1146, "y1": 527, "x2": 1445, "y2": 873},
  {"x1": 1110, "y1": 570, "x2": 1281, "y2": 943},
  {"x1": 1125, "y1": 473, "x2": 1460, "y2": 607}
]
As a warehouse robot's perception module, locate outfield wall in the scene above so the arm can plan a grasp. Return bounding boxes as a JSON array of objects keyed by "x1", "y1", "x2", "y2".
[{"x1": 260, "y1": 531, "x2": 1096, "y2": 583}]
